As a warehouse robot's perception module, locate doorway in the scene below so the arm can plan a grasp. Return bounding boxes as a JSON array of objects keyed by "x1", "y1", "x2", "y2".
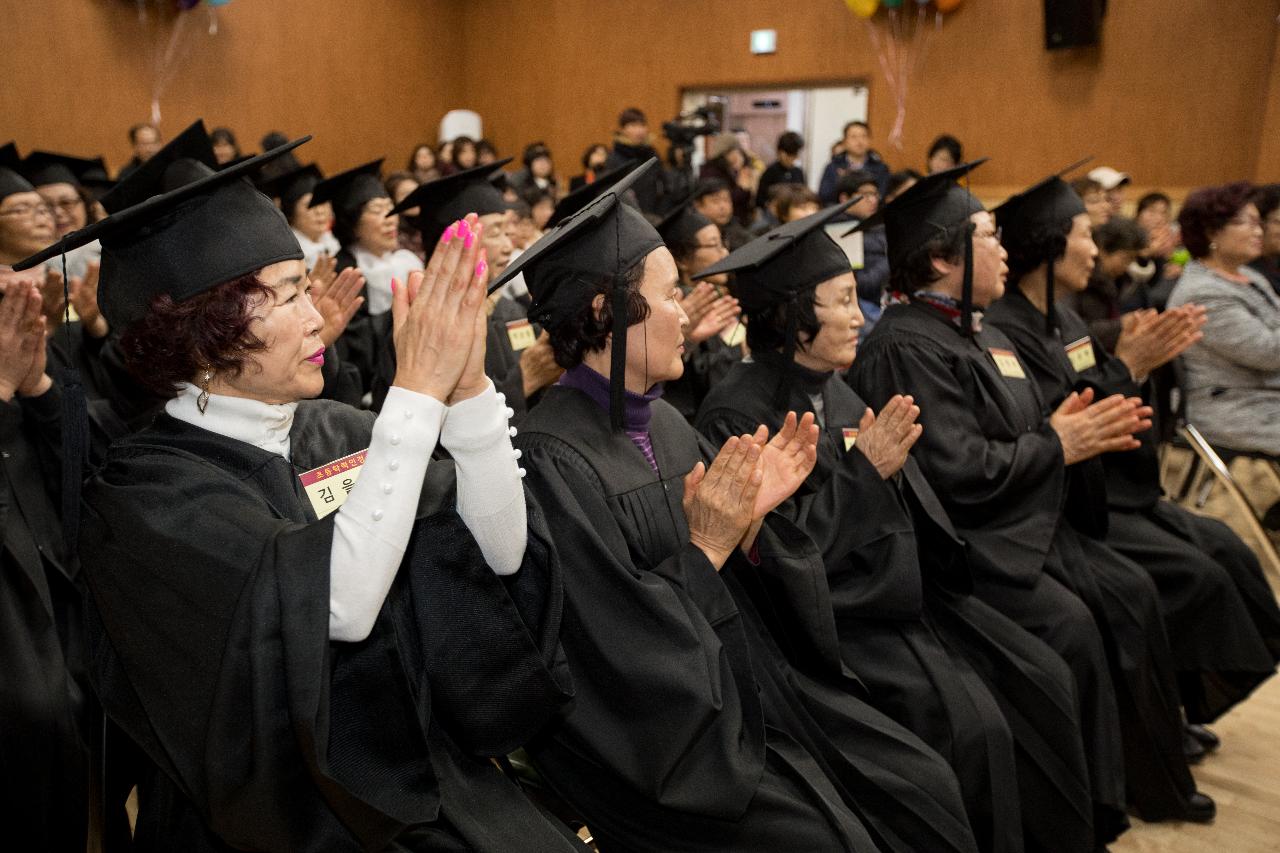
[{"x1": 680, "y1": 83, "x2": 869, "y2": 193}]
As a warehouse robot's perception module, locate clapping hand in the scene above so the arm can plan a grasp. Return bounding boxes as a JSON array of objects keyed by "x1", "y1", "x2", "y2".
[
  {"x1": 391, "y1": 213, "x2": 489, "y2": 404},
  {"x1": 311, "y1": 266, "x2": 365, "y2": 348},
  {"x1": 854, "y1": 395, "x2": 923, "y2": 479},
  {"x1": 0, "y1": 279, "x2": 51, "y2": 401},
  {"x1": 684, "y1": 435, "x2": 763, "y2": 571}
]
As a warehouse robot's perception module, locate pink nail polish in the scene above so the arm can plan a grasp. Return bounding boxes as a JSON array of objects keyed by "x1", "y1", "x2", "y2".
[
  {"x1": 464, "y1": 231, "x2": 475, "y2": 249},
  {"x1": 391, "y1": 277, "x2": 398, "y2": 295},
  {"x1": 476, "y1": 260, "x2": 488, "y2": 279},
  {"x1": 441, "y1": 224, "x2": 456, "y2": 243},
  {"x1": 458, "y1": 220, "x2": 472, "y2": 240}
]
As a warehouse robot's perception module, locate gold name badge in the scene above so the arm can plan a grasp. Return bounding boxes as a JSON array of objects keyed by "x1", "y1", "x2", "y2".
[
  {"x1": 298, "y1": 449, "x2": 368, "y2": 519},
  {"x1": 1065, "y1": 336, "x2": 1097, "y2": 373},
  {"x1": 506, "y1": 319, "x2": 537, "y2": 352},
  {"x1": 842, "y1": 427, "x2": 860, "y2": 451},
  {"x1": 988, "y1": 347, "x2": 1027, "y2": 379}
]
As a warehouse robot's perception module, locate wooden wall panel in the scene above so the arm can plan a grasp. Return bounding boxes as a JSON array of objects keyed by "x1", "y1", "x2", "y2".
[
  {"x1": 1255, "y1": 26, "x2": 1280, "y2": 184},
  {"x1": 2, "y1": 0, "x2": 1275, "y2": 192},
  {"x1": 459, "y1": 0, "x2": 1280, "y2": 192},
  {"x1": 0, "y1": 0, "x2": 459, "y2": 176}
]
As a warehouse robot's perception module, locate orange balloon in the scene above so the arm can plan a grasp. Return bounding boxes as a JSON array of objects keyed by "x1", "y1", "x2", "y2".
[
  {"x1": 844, "y1": 0, "x2": 881, "y2": 18},
  {"x1": 935, "y1": 0, "x2": 965, "y2": 11}
]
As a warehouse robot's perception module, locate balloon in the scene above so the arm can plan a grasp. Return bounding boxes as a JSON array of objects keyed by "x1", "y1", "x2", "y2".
[
  {"x1": 936, "y1": 0, "x2": 965, "y2": 11},
  {"x1": 916, "y1": 0, "x2": 932, "y2": 5},
  {"x1": 882, "y1": 0, "x2": 905, "y2": 7},
  {"x1": 206, "y1": 0, "x2": 233, "y2": 5},
  {"x1": 844, "y1": 0, "x2": 880, "y2": 18},
  {"x1": 176, "y1": 0, "x2": 200, "y2": 9}
]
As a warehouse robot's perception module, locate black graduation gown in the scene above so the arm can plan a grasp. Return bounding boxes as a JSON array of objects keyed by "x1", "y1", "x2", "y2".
[
  {"x1": 0, "y1": 384, "x2": 88, "y2": 852},
  {"x1": 847, "y1": 301, "x2": 1133, "y2": 839},
  {"x1": 79, "y1": 401, "x2": 581, "y2": 852},
  {"x1": 517, "y1": 383, "x2": 977, "y2": 853},
  {"x1": 986, "y1": 290, "x2": 1280, "y2": 723},
  {"x1": 697, "y1": 355, "x2": 1097, "y2": 853},
  {"x1": 853, "y1": 300, "x2": 1203, "y2": 823}
]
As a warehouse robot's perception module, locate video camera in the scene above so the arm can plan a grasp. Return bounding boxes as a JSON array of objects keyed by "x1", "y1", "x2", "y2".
[{"x1": 662, "y1": 105, "x2": 721, "y2": 148}]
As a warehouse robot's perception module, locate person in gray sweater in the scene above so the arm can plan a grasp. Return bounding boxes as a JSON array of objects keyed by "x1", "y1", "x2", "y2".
[{"x1": 1167, "y1": 182, "x2": 1280, "y2": 455}]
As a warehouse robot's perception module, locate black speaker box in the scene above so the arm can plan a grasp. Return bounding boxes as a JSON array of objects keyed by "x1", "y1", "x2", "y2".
[{"x1": 1044, "y1": 0, "x2": 1106, "y2": 50}]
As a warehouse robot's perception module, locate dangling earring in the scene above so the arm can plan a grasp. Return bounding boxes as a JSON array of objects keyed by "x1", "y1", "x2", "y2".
[{"x1": 197, "y1": 369, "x2": 212, "y2": 414}]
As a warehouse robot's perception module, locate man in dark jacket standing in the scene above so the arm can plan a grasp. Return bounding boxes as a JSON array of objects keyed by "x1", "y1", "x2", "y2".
[
  {"x1": 819, "y1": 120, "x2": 890, "y2": 203},
  {"x1": 603, "y1": 107, "x2": 663, "y2": 214}
]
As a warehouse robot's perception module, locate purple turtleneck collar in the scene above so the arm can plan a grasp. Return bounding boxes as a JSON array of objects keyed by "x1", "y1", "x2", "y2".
[{"x1": 559, "y1": 363, "x2": 663, "y2": 431}]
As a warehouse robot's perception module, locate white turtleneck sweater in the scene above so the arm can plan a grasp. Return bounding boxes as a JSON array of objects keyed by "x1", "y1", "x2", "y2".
[
  {"x1": 292, "y1": 228, "x2": 342, "y2": 271},
  {"x1": 167, "y1": 380, "x2": 526, "y2": 642},
  {"x1": 352, "y1": 245, "x2": 425, "y2": 316}
]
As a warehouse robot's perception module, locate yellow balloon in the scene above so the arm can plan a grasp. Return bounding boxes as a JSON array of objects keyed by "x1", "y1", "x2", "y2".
[
  {"x1": 844, "y1": 0, "x2": 881, "y2": 18},
  {"x1": 936, "y1": 0, "x2": 965, "y2": 11}
]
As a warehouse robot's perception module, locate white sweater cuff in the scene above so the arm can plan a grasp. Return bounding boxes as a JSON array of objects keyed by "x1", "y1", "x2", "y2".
[
  {"x1": 328, "y1": 386, "x2": 445, "y2": 642},
  {"x1": 441, "y1": 380, "x2": 528, "y2": 575}
]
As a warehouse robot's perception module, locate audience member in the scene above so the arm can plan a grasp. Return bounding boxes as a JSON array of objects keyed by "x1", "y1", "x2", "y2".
[{"x1": 819, "y1": 120, "x2": 890, "y2": 203}]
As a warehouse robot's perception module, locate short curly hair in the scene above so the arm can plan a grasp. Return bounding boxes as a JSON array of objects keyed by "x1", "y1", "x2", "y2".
[
  {"x1": 545, "y1": 260, "x2": 651, "y2": 370},
  {"x1": 120, "y1": 273, "x2": 273, "y2": 398},
  {"x1": 1178, "y1": 181, "x2": 1255, "y2": 259}
]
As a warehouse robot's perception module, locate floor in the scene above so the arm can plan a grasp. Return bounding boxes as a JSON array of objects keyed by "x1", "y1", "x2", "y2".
[{"x1": 1113, "y1": 449, "x2": 1280, "y2": 853}]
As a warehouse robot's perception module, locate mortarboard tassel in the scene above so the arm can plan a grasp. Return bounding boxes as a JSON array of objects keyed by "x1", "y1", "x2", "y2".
[
  {"x1": 57, "y1": 250, "x2": 90, "y2": 553},
  {"x1": 608, "y1": 197, "x2": 626, "y2": 431},
  {"x1": 1045, "y1": 256, "x2": 1058, "y2": 335},
  {"x1": 960, "y1": 222, "x2": 975, "y2": 337}
]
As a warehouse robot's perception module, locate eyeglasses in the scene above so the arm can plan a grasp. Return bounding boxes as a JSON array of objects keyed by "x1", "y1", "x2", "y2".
[
  {"x1": 364, "y1": 203, "x2": 395, "y2": 218},
  {"x1": 43, "y1": 197, "x2": 85, "y2": 213},
  {"x1": 0, "y1": 202, "x2": 55, "y2": 220}
]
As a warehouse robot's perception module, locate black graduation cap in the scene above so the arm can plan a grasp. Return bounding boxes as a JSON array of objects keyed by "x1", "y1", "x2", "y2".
[
  {"x1": 307, "y1": 159, "x2": 386, "y2": 228},
  {"x1": 993, "y1": 158, "x2": 1092, "y2": 333},
  {"x1": 0, "y1": 166, "x2": 35, "y2": 203},
  {"x1": 257, "y1": 162, "x2": 324, "y2": 216},
  {"x1": 13, "y1": 136, "x2": 310, "y2": 331},
  {"x1": 101, "y1": 119, "x2": 217, "y2": 214},
  {"x1": 546, "y1": 161, "x2": 637, "y2": 229},
  {"x1": 388, "y1": 158, "x2": 513, "y2": 249},
  {"x1": 488, "y1": 158, "x2": 665, "y2": 430},
  {"x1": 849, "y1": 159, "x2": 989, "y2": 335},
  {"x1": 693, "y1": 200, "x2": 859, "y2": 407},
  {"x1": 20, "y1": 151, "x2": 102, "y2": 188},
  {"x1": 655, "y1": 194, "x2": 713, "y2": 249},
  {"x1": 77, "y1": 158, "x2": 115, "y2": 199},
  {"x1": 0, "y1": 141, "x2": 19, "y2": 171}
]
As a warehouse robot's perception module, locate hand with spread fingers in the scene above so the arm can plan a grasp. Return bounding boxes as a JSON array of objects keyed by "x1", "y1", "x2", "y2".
[
  {"x1": 683, "y1": 435, "x2": 764, "y2": 571},
  {"x1": 675, "y1": 282, "x2": 718, "y2": 337},
  {"x1": 688, "y1": 293, "x2": 742, "y2": 344},
  {"x1": 855, "y1": 395, "x2": 924, "y2": 480},
  {"x1": 391, "y1": 213, "x2": 489, "y2": 403},
  {"x1": 748, "y1": 411, "x2": 820, "y2": 517},
  {"x1": 312, "y1": 266, "x2": 366, "y2": 348},
  {"x1": 1050, "y1": 387, "x2": 1153, "y2": 465},
  {"x1": 1114, "y1": 303, "x2": 1207, "y2": 382}
]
